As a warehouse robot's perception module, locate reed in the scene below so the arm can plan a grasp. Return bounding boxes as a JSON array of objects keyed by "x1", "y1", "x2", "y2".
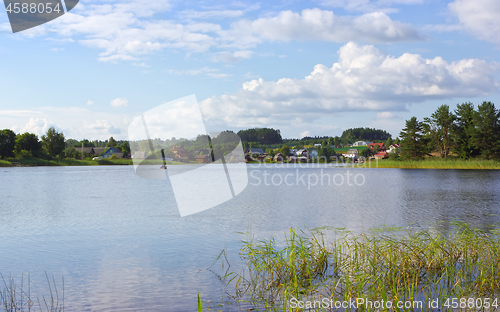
[
  {"x1": 372, "y1": 158, "x2": 500, "y2": 169},
  {"x1": 223, "y1": 223, "x2": 500, "y2": 311},
  {"x1": 0, "y1": 273, "x2": 64, "y2": 312}
]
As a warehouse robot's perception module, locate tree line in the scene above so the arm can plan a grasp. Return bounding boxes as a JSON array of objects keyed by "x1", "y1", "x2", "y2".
[
  {"x1": 399, "y1": 101, "x2": 500, "y2": 160},
  {"x1": 0, "y1": 127, "x2": 65, "y2": 159},
  {"x1": 0, "y1": 127, "x2": 131, "y2": 160}
]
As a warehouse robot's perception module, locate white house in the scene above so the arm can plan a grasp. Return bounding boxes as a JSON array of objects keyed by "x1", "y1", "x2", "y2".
[
  {"x1": 342, "y1": 149, "x2": 359, "y2": 159},
  {"x1": 352, "y1": 141, "x2": 373, "y2": 146},
  {"x1": 297, "y1": 149, "x2": 309, "y2": 158}
]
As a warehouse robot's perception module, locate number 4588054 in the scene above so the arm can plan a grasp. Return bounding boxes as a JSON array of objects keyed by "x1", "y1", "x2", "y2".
[{"x1": 6, "y1": 2, "x2": 61, "y2": 14}]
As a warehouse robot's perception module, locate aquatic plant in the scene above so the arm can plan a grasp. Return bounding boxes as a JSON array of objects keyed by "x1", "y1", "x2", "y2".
[{"x1": 222, "y1": 222, "x2": 500, "y2": 311}]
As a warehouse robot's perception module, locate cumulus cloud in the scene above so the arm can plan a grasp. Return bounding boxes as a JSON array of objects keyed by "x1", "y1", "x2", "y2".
[
  {"x1": 199, "y1": 42, "x2": 499, "y2": 128},
  {"x1": 18, "y1": 118, "x2": 53, "y2": 136},
  {"x1": 41, "y1": 3, "x2": 421, "y2": 62},
  {"x1": 228, "y1": 9, "x2": 422, "y2": 46},
  {"x1": 110, "y1": 98, "x2": 129, "y2": 108},
  {"x1": 448, "y1": 0, "x2": 500, "y2": 44},
  {"x1": 84, "y1": 120, "x2": 122, "y2": 135},
  {"x1": 87, "y1": 100, "x2": 95, "y2": 106}
]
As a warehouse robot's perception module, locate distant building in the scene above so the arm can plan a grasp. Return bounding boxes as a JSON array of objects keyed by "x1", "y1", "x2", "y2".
[
  {"x1": 368, "y1": 143, "x2": 386, "y2": 151},
  {"x1": 289, "y1": 149, "x2": 298, "y2": 156},
  {"x1": 352, "y1": 141, "x2": 372, "y2": 146},
  {"x1": 314, "y1": 144, "x2": 322, "y2": 147},
  {"x1": 195, "y1": 154, "x2": 212, "y2": 163},
  {"x1": 247, "y1": 148, "x2": 265, "y2": 155},
  {"x1": 297, "y1": 149, "x2": 309, "y2": 158},
  {"x1": 172, "y1": 146, "x2": 190, "y2": 160},
  {"x1": 274, "y1": 152, "x2": 284, "y2": 162},
  {"x1": 101, "y1": 147, "x2": 124, "y2": 158},
  {"x1": 343, "y1": 149, "x2": 359, "y2": 159},
  {"x1": 375, "y1": 152, "x2": 389, "y2": 159}
]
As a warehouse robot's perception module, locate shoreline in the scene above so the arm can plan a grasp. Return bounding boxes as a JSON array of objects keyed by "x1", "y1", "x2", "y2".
[{"x1": 1, "y1": 158, "x2": 499, "y2": 169}]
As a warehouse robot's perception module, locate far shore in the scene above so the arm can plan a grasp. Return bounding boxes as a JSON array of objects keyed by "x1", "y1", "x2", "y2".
[{"x1": 1, "y1": 157, "x2": 499, "y2": 169}]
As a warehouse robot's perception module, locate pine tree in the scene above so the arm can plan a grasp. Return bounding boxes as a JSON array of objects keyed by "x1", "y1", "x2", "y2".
[
  {"x1": 399, "y1": 117, "x2": 425, "y2": 160},
  {"x1": 452, "y1": 102, "x2": 478, "y2": 159},
  {"x1": 472, "y1": 101, "x2": 500, "y2": 159}
]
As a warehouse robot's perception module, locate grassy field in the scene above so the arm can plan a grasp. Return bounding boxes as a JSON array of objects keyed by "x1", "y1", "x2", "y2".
[
  {"x1": 0, "y1": 157, "x2": 192, "y2": 167},
  {"x1": 372, "y1": 158, "x2": 500, "y2": 169},
  {"x1": 212, "y1": 222, "x2": 500, "y2": 311},
  {"x1": 0, "y1": 157, "x2": 133, "y2": 167}
]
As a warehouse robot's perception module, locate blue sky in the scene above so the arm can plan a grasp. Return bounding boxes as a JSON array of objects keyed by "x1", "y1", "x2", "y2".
[{"x1": 0, "y1": 0, "x2": 499, "y2": 140}]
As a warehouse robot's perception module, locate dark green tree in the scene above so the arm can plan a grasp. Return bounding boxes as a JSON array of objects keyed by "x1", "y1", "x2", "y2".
[
  {"x1": 423, "y1": 104, "x2": 455, "y2": 158},
  {"x1": 119, "y1": 141, "x2": 131, "y2": 155},
  {"x1": 452, "y1": 102, "x2": 479, "y2": 159},
  {"x1": 399, "y1": 117, "x2": 426, "y2": 160},
  {"x1": 384, "y1": 137, "x2": 393, "y2": 149},
  {"x1": 15, "y1": 133, "x2": 41, "y2": 156},
  {"x1": 279, "y1": 145, "x2": 290, "y2": 157},
  {"x1": 106, "y1": 137, "x2": 118, "y2": 147},
  {"x1": 42, "y1": 127, "x2": 65, "y2": 157},
  {"x1": 0, "y1": 129, "x2": 16, "y2": 158},
  {"x1": 472, "y1": 101, "x2": 500, "y2": 159}
]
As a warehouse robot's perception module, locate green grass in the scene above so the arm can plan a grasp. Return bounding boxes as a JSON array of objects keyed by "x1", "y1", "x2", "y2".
[
  {"x1": 1, "y1": 273, "x2": 64, "y2": 312},
  {"x1": 217, "y1": 223, "x2": 500, "y2": 311},
  {"x1": 373, "y1": 158, "x2": 500, "y2": 169},
  {"x1": 1, "y1": 157, "x2": 135, "y2": 167}
]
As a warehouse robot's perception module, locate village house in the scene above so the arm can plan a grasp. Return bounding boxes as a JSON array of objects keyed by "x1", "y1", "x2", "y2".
[
  {"x1": 297, "y1": 149, "x2": 309, "y2": 158},
  {"x1": 274, "y1": 152, "x2": 284, "y2": 162},
  {"x1": 195, "y1": 154, "x2": 212, "y2": 163},
  {"x1": 352, "y1": 141, "x2": 372, "y2": 146},
  {"x1": 74, "y1": 147, "x2": 106, "y2": 158},
  {"x1": 368, "y1": 143, "x2": 386, "y2": 151},
  {"x1": 172, "y1": 146, "x2": 190, "y2": 160},
  {"x1": 101, "y1": 147, "x2": 124, "y2": 158},
  {"x1": 343, "y1": 149, "x2": 359, "y2": 159},
  {"x1": 388, "y1": 144, "x2": 400, "y2": 154},
  {"x1": 247, "y1": 148, "x2": 265, "y2": 156}
]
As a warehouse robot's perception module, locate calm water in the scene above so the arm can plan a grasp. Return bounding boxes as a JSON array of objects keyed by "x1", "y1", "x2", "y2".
[{"x1": 1, "y1": 165, "x2": 500, "y2": 311}]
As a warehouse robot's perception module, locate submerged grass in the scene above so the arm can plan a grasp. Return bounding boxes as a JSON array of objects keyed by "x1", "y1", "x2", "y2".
[
  {"x1": 0, "y1": 273, "x2": 64, "y2": 312},
  {"x1": 372, "y1": 158, "x2": 500, "y2": 169},
  {"x1": 219, "y1": 222, "x2": 500, "y2": 311}
]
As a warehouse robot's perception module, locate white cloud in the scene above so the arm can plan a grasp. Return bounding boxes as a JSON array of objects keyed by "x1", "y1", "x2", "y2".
[
  {"x1": 18, "y1": 118, "x2": 53, "y2": 136},
  {"x1": 300, "y1": 131, "x2": 311, "y2": 138},
  {"x1": 319, "y1": 0, "x2": 425, "y2": 12},
  {"x1": 228, "y1": 9, "x2": 422, "y2": 46},
  {"x1": 448, "y1": 0, "x2": 500, "y2": 44},
  {"x1": 40, "y1": 3, "x2": 420, "y2": 62},
  {"x1": 84, "y1": 120, "x2": 122, "y2": 135},
  {"x1": 0, "y1": 110, "x2": 43, "y2": 117},
  {"x1": 87, "y1": 100, "x2": 95, "y2": 106},
  {"x1": 167, "y1": 67, "x2": 231, "y2": 78},
  {"x1": 200, "y1": 42, "x2": 499, "y2": 128},
  {"x1": 178, "y1": 9, "x2": 244, "y2": 20},
  {"x1": 110, "y1": 98, "x2": 129, "y2": 108},
  {"x1": 213, "y1": 50, "x2": 254, "y2": 62},
  {"x1": 376, "y1": 111, "x2": 395, "y2": 119}
]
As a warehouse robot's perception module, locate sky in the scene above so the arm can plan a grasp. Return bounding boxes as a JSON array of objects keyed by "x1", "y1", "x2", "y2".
[{"x1": 0, "y1": 0, "x2": 499, "y2": 140}]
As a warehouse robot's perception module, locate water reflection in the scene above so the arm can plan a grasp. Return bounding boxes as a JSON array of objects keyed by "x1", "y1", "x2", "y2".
[{"x1": 0, "y1": 165, "x2": 499, "y2": 311}]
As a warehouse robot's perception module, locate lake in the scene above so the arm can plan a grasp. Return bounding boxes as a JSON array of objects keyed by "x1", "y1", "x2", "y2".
[{"x1": 1, "y1": 165, "x2": 499, "y2": 311}]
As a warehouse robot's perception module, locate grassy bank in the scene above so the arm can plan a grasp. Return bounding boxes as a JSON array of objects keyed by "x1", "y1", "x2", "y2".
[
  {"x1": 0, "y1": 157, "x2": 133, "y2": 167},
  {"x1": 372, "y1": 158, "x2": 500, "y2": 169},
  {"x1": 216, "y1": 223, "x2": 500, "y2": 311}
]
